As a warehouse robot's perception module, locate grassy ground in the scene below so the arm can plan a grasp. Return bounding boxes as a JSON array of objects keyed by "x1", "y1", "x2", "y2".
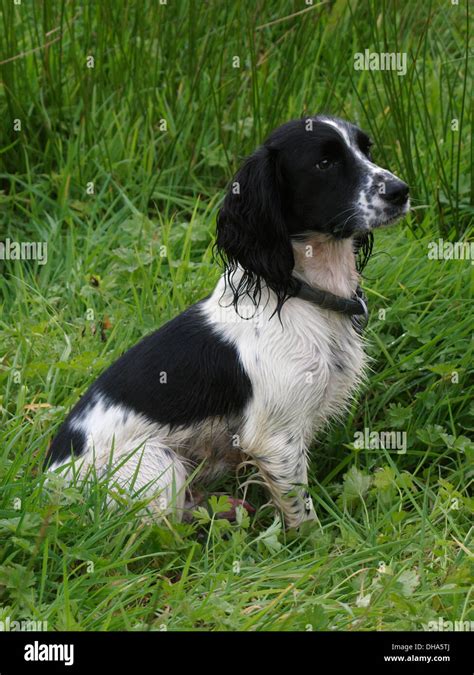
[{"x1": 0, "y1": 0, "x2": 472, "y2": 631}]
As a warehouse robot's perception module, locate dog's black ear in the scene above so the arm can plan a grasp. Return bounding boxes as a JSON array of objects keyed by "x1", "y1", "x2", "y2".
[{"x1": 216, "y1": 145, "x2": 294, "y2": 312}]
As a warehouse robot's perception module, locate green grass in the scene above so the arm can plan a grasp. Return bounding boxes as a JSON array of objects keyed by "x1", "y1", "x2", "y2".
[{"x1": 0, "y1": 0, "x2": 472, "y2": 631}]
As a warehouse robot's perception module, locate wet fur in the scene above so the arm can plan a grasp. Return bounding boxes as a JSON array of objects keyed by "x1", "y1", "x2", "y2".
[{"x1": 46, "y1": 115, "x2": 409, "y2": 527}]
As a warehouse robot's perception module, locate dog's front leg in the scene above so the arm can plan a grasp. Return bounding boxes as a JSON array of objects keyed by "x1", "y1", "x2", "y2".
[{"x1": 243, "y1": 429, "x2": 317, "y2": 528}]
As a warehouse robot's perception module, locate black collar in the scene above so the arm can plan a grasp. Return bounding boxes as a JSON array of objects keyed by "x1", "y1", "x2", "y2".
[{"x1": 292, "y1": 279, "x2": 369, "y2": 330}]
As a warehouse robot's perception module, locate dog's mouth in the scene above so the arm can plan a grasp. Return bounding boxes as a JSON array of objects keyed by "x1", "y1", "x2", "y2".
[
  {"x1": 336, "y1": 199, "x2": 409, "y2": 237},
  {"x1": 373, "y1": 198, "x2": 410, "y2": 228},
  {"x1": 311, "y1": 195, "x2": 410, "y2": 239}
]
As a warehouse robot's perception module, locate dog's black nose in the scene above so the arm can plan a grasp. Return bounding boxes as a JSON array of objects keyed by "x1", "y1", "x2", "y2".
[{"x1": 383, "y1": 179, "x2": 409, "y2": 205}]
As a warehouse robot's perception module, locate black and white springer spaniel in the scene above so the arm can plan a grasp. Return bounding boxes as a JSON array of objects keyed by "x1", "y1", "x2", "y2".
[{"x1": 46, "y1": 116, "x2": 409, "y2": 528}]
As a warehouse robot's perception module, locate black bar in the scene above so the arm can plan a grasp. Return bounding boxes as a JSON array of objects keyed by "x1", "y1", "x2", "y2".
[{"x1": 0, "y1": 630, "x2": 471, "y2": 673}]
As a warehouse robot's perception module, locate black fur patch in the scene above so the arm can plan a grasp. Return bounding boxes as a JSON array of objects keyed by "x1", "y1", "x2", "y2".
[
  {"x1": 46, "y1": 425, "x2": 87, "y2": 466},
  {"x1": 46, "y1": 301, "x2": 252, "y2": 466}
]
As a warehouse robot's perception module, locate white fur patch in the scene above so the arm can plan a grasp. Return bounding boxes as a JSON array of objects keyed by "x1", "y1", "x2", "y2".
[
  {"x1": 50, "y1": 234, "x2": 367, "y2": 527},
  {"x1": 320, "y1": 117, "x2": 410, "y2": 228},
  {"x1": 320, "y1": 117, "x2": 352, "y2": 148},
  {"x1": 202, "y1": 252, "x2": 366, "y2": 526}
]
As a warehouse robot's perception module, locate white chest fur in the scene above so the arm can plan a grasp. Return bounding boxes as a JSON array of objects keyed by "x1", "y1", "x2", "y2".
[
  {"x1": 204, "y1": 235, "x2": 366, "y2": 447},
  {"x1": 205, "y1": 283, "x2": 365, "y2": 446}
]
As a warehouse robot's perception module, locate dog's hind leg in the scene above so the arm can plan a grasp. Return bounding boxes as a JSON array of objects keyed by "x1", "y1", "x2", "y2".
[
  {"x1": 50, "y1": 439, "x2": 189, "y2": 521},
  {"x1": 101, "y1": 441, "x2": 189, "y2": 520}
]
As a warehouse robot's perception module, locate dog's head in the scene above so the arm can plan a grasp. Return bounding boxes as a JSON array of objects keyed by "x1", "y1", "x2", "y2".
[{"x1": 216, "y1": 115, "x2": 409, "y2": 310}]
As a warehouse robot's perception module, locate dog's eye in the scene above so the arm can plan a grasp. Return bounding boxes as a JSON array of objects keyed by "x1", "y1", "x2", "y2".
[
  {"x1": 362, "y1": 141, "x2": 373, "y2": 159},
  {"x1": 315, "y1": 158, "x2": 334, "y2": 170}
]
